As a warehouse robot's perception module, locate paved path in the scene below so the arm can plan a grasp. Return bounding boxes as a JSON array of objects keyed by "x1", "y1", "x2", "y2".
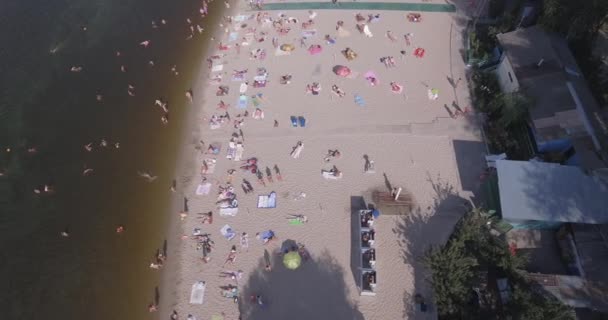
[{"x1": 258, "y1": 2, "x2": 456, "y2": 12}]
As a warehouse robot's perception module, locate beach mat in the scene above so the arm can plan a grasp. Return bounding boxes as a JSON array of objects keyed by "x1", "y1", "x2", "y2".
[
  {"x1": 190, "y1": 281, "x2": 206, "y2": 304},
  {"x1": 220, "y1": 207, "x2": 239, "y2": 217},
  {"x1": 237, "y1": 95, "x2": 248, "y2": 109},
  {"x1": 221, "y1": 224, "x2": 237, "y2": 239},
  {"x1": 196, "y1": 182, "x2": 211, "y2": 196},
  {"x1": 228, "y1": 32, "x2": 239, "y2": 42},
  {"x1": 257, "y1": 192, "x2": 277, "y2": 208},
  {"x1": 289, "y1": 219, "x2": 305, "y2": 225}
]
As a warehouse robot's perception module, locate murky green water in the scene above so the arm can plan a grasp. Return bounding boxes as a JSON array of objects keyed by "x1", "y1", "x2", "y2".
[{"x1": 0, "y1": 0, "x2": 222, "y2": 318}]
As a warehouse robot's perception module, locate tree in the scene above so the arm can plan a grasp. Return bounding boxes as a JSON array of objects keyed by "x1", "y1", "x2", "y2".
[
  {"x1": 489, "y1": 92, "x2": 533, "y2": 128},
  {"x1": 424, "y1": 245, "x2": 478, "y2": 318}
]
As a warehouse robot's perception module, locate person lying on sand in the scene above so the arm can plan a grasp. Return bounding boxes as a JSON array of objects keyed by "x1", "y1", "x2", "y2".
[
  {"x1": 324, "y1": 149, "x2": 342, "y2": 162},
  {"x1": 290, "y1": 141, "x2": 304, "y2": 159},
  {"x1": 331, "y1": 85, "x2": 346, "y2": 97}
]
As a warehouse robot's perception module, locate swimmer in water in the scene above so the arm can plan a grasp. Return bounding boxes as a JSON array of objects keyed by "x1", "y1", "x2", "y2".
[
  {"x1": 60, "y1": 227, "x2": 69, "y2": 237},
  {"x1": 120, "y1": 65, "x2": 126, "y2": 73},
  {"x1": 70, "y1": 66, "x2": 83, "y2": 72},
  {"x1": 84, "y1": 143, "x2": 93, "y2": 152},
  {"x1": 186, "y1": 89, "x2": 193, "y2": 102},
  {"x1": 83, "y1": 167, "x2": 94, "y2": 176},
  {"x1": 116, "y1": 225, "x2": 125, "y2": 233},
  {"x1": 139, "y1": 40, "x2": 151, "y2": 47}
]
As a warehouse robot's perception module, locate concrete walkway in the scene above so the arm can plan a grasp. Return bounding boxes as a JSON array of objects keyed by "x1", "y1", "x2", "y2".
[{"x1": 258, "y1": 2, "x2": 456, "y2": 12}]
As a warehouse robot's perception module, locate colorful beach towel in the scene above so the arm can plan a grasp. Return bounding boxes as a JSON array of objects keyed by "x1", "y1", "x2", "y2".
[
  {"x1": 354, "y1": 94, "x2": 366, "y2": 107},
  {"x1": 237, "y1": 95, "x2": 248, "y2": 109}
]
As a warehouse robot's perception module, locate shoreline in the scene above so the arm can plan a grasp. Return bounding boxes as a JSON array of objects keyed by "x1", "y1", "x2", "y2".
[{"x1": 159, "y1": 0, "x2": 237, "y2": 316}]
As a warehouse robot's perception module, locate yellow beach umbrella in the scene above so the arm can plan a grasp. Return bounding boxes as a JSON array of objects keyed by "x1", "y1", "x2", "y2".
[
  {"x1": 280, "y1": 44, "x2": 295, "y2": 52},
  {"x1": 283, "y1": 251, "x2": 302, "y2": 270}
]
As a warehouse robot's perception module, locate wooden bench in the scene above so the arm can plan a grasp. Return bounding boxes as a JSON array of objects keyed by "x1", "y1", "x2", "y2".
[{"x1": 372, "y1": 191, "x2": 414, "y2": 209}]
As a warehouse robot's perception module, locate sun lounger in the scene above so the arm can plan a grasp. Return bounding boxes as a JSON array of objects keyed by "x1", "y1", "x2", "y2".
[
  {"x1": 221, "y1": 225, "x2": 237, "y2": 240},
  {"x1": 257, "y1": 192, "x2": 277, "y2": 208},
  {"x1": 190, "y1": 281, "x2": 206, "y2": 304},
  {"x1": 298, "y1": 116, "x2": 306, "y2": 127},
  {"x1": 290, "y1": 116, "x2": 298, "y2": 127},
  {"x1": 196, "y1": 182, "x2": 212, "y2": 196},
  {"x1": 289, "y1": 218, "x2": 305, "y2": 225}
]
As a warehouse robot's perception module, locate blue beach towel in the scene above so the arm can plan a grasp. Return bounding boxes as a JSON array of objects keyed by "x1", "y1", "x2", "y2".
[
  {"x1": 354, "y1": 94, "x2": 366, "y2": 107},
  {"x1": 228, "y1": 32, "x2": 239, "y2": 42},
  {"x1": 290, "y1": 116, "x2": 298, "y2": 127},
  {"x1": 298, "y1": 116, "x2": 306, "y2": 127},
  {"x1": 237, "y1": 95, "x2": 248, "y2": 109}
]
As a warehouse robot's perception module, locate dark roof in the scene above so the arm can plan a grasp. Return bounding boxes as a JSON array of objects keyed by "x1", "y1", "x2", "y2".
[
  {"x1": 496, "y1": 25, "x2": 561, "y2": 78},
  {"x1": 519, "y1": 72, "x2": 575, "y2": 119}
]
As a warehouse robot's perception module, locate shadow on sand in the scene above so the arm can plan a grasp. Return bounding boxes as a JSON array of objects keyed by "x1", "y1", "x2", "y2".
[
  {"x1": 239, "y1": 249, "x2": 364, "y2": 320},
  {"x1": 392, "y1": 174, "x2": 471, "y2": 318}
]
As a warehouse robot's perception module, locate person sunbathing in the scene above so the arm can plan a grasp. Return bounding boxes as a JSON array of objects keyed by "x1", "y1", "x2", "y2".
[
  {"x1": 390, "y1": 82, "x2": 403, "y2": 93},
  {"x1": 280, "y1": 74, "x2": 292, "y2": 84},
  {"x1": 324, "y1": 149, "x2": 342, "y2": 161},
  {"x1": 331, "y1": 85, "x2": 346, "y2": 97}
]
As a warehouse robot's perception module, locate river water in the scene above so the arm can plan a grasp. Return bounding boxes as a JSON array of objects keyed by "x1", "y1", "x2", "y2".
[{"x1": 0, "y1": 0, "x2": 223, "y2": 319}]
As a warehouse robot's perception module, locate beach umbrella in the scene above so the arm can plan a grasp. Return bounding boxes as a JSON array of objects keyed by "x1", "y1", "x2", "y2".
[
  {"x1": 283, "y1": 251, "x2": 302, "y2": 270},
  {"x1": 333, "y1": 65, "x2": 351, "y2": 77},
  {"x1": 308, "y1": 45, "x2": 323, "y2": 55},
  {"x1": 280, "y1": 44, "x2": 295, "y2": 52},
  {"x1": 372, "y1": 209, "x2": 380, "y2": 218}
]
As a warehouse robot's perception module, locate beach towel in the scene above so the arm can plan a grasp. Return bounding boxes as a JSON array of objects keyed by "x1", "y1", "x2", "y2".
[
  {"x1": 211, "y1": 316, "x2": 224, "y2": 320},
  {"x1": 354, "y1": 94, "x2": 366, "y2": 107},
  {"x1": 301, "y1": 30, "x2": 317, "y2": 39},
  {"x1": 220, "y1": 207, "x2": 239, "y2": 217},
  {"x1": 239, "y1": 83, "x2": 248, "y2": 94},
  {"x1": 196, "y1": 182, "x2": 212, "y2": 196},
  {"x1": 228, "y1": 32, "x2": 239, "y2": 42},
  {"x1": 232, "y1": 73, "x2": 245, "y2": 82},
  {"x1": 289, "y1": 218, "x2": 305, "y2": 225},
  {"x1": 242, "y1": 33, "x2": 254, "y2": 46},
  {"x1": 190, "y1": 281, "x2": 206, "y2": 304},
  {"x1": 237, "y1": 95, "x2": 248, "y2": 109},
  {"x1": 226, "y1": 145, "x2": 237, "y2": 160},
  {"x1": 252, "y1": 95, "x2": 261, "y2": 108},
  {"x1": 427, "y1": 88, "x2": 439, "y2": 100},
  {"x1": 257, "y1": 192, "x2": 277, "y2": 208},
  {"x1": 259, "y1": 230, "x2": 275, "y2": 241},
  {"x1": 298, "y1": 116, "x2": 306, "y2": 127},
  {"x1": 291, "y1": 144, "x2": 303, "y2": 159},
  {"x1": 201, "y1": 159, "x2": 216, "y2": 174},
  {"x1": 363, "y1": 24, "x2": 373, "y2": 37},
  {"x1": 234, "y1": 144, "x2": 244, "y2": 161},
  {"x1": 233, "y1": 15, "x2": 248, "y2": 22},
  {"x1": 290, "y1": 116, "x2": 298, "y2": 127},
  {"x1": 221, "y1": 225, "x2": 236, "y2": 240},
  {"x1": 211, "y1": 64, "x2": 224, "y2": 72},
  {"x1": 275, "y1": 47, "x2": 292, "y2": 56},
  {"x1": 322, "y1": 171, "x2": 343, "y2": 180}
]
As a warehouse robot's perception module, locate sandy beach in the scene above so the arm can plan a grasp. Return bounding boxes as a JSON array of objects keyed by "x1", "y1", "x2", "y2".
[{"x1": 167, "y1": 1, "x2": 486, "y2": 319}]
